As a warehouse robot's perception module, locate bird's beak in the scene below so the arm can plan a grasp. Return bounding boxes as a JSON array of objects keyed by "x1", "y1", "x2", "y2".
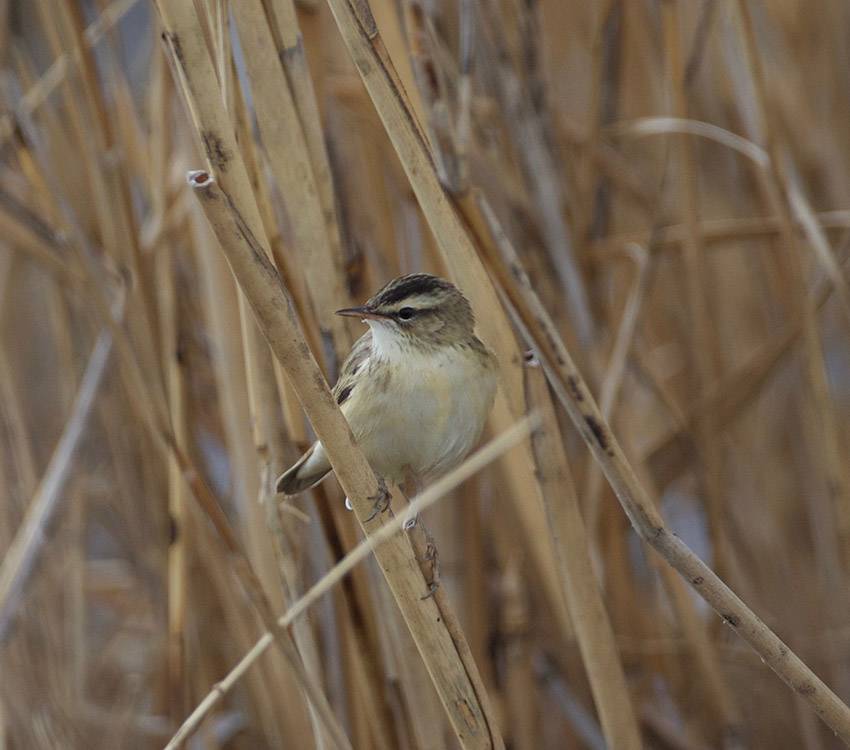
[{"x1": 335, "y1": 305, "x2": 387, "y2": 320}]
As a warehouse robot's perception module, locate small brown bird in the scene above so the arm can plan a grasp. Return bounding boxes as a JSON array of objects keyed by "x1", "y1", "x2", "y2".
[{"x1": 276, "y1": 274, "x2": 499, "y2": 502}]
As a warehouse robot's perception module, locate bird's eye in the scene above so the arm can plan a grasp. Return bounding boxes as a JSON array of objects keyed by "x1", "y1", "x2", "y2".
[{"x1": 398, "y1": 307, "x2": 414, "y2": 321}]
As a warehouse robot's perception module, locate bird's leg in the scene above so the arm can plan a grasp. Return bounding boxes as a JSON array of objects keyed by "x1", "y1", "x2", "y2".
[
  {"x1": 401, "y1": 466, "x2": 440, "y2": 598},
  {"x1": 366, "y1": 475, "x2": 392, "y2": 522}
]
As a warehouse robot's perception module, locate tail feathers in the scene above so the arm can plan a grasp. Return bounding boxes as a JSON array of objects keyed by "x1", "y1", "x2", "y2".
[{"x1": 276, "y1": 442, "x2": 332, "y2": 495}]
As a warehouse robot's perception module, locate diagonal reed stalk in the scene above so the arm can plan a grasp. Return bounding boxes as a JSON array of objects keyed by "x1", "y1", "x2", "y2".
[
  {"x1": 4, "y1": 1, "x2": 850, "y2": 748},
  {"x1": 164, "y1": 413, "x2": 538, "y2": 750},
  {"x1": 185, "y1": 167, "x2": 502, "y2": 748}
]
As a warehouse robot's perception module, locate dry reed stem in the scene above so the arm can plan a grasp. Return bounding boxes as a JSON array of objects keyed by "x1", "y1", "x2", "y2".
[
  {"x1": 593, "y1": 115, "x2": 850, "y2": 516},
  {"x1": 366, "y1": 552, "x2": 443, "y2": 750},
  {"x1": 398, "y1": 0, "x2": 460, "y2": 189},
  {"x1": 472, "y1": 185, "x2": 850, "y2": 740},
  {"x1": 477, "y1": 0, "x2": 595, "y2": 347},
  {"x1": 189, "y1": 204, "x2": 341, "y2": 747},
  {"x1": 639, "y1": 224, "x2": 850, "y2": 478},
  {"x1": 324, "y1": 0, "x2": 588, "y2": 723},
  {"x1": 156, "y1": 0, "x2": 269, "y2": 250},
  {"x1": 647, "y1": 548, "x2": 741, "y2": 745},
  {"x1": 188, "y1": 170, "x2": 503, "y2": 748},
  {"x1": 525, "y1": 365, "x2": 642, "y2": 750},
  {"x1": 499, "y1": 559, "x2": 537, "y2": 748},
  {"x1": 728, "y1": 4, "x2": 850, "y2": 706},
  {"x1": 321, "y1": 0, "x2": 521, "y2": 389},
  {"x1": 337, "y1": 8, "x2": 639, "y2": 736},
  {"x1": 662, "y1": 2, "x2": 730, "y2": 588},
  {"x1": 255, "y1": 343, "x2": 338, "y2": 747},
  {"x1": 151, "y1": 23, "x2": 366, "y2": 746},
  {"x1": 43, "y1": 0, "x2": 163, "y2": 407},
  {"x1": 0, "y1": 342, "x2": 38, "y2": 496},
  {"x1": 265, "y1": 0, "x2": 351, "y2": 287},
  {"x1": 316, "y1": 499, "x2": 401, "y2": 750},
  {"x1": 164, "y1": 414, "x2": 536, "y2": 749},
  {"x1": 0, "y1": 325, "x2": 114, "y2": 635},
  {"x1": 230, "y1": 84, "x2": 312, "y2": 444},
  {"x1": 132, "y1": 272, "x2": 347, "y2": 745},
  {"x1": 228, "y1": 0, "x2": 352, "y2": 370},
  {"x1": 405, "y1": 515, "x2": 499, "y2": 748},
  {"x1": 4, "y1": 2, "x2": 850, "y2": 747},
  {"x1": 157, "y1": 243, "x2": 188, "y2": 720},
  {"x1": 727, "y1": 0, "x2": 850, "y2": 592},
  {"x1": 14, "y1": 82, "x2": 241, "y2": 587},
  {"x1": 0, "y1": 0, "x2": 141, "y2": 146},
  {"x1": 205, "y1": 36, "x2": 272, "y2": 474},
  {"x1": 724, "y1": 2, "x2": 850, "y2": 326},
  {"x1": 615, "y1": 114, "x2": 850, "y2": 320},
  {"x1": 329, "y1": 0, "x2": 593, "y2": 696},
  {"x1": 308, "y1": 1, "x2": 687, "y2": 744},
  {"x1": 581, "y1": 243, "x2": 651, "y2": 534},
  {"x1": 13, "y1": 53, "x2": 343, "y2": 746},
  {"x1": 0, "y1": 187, "x2": 83, "y2": 284},
  {"x1": 591, "y1": 210, "x2": 850, "y2": 261},
  {"x1": 477, "y1": 194, "x2": 642, "y2": 749}
]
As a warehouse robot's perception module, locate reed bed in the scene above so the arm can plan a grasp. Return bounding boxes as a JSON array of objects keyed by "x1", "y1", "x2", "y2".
[{"x1": 1, "y1": 0, "x2": 850, "y2": 748}]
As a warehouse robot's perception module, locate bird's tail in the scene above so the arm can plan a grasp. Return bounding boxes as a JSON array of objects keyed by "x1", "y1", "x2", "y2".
[{"x1": 276, "y1": 442, "x2": 332, "y2": 495}]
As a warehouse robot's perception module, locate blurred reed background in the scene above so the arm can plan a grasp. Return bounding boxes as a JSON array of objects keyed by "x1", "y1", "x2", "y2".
[{"x1": 1, "y1": 0, "x2": 850, "y2": 747}]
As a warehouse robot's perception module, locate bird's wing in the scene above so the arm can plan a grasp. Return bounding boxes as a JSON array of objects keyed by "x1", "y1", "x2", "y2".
[
  {"x1": 277, "y1": 331, "x2": 373, "y2": 496},
  {"x1": 332, "y1": 329, "x2": 372, "y2": 407}
]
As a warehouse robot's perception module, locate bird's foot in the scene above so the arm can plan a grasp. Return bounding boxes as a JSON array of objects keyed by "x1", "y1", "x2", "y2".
[
  {"x1": 420, "y1": 549, "x2": 440, "y2": 599},
  {"x1": 407, "y1": 521, "x2": 440, "y2": 599},
  {"x1": 366, "y1": 477, "x2": 392, "y2": 522},
  {"x1": 416, "y1": 539, "x2": 437, "y2": 564},
  {"x1": 399, "y1": 467, "x2": 438, "y2": 596}
]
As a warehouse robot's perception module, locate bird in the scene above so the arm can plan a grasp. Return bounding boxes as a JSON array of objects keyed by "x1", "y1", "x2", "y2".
[{"x1": 276, "y1": 273, "x2": 499, "y2": 514}]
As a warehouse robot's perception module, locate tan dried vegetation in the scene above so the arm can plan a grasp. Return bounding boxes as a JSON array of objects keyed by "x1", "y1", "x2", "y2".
[{"x1": 1, "y1": 0, "x2": 850, "y2": 748}]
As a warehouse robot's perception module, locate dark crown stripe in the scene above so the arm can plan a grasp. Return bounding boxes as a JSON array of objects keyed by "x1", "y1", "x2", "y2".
[{"x1": 373, "y1": 274, "x2": 452, "y2": 306}]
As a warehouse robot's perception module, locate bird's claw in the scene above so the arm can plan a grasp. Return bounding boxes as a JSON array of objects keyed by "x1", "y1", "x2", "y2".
[
  {"x1": 409, "y1": 525, "x2": 440, "y2": 598},
  {"x1": 366, "y1": 479, "x2": 392, "y2": 522},
  {"x1": 416, "y1": 539, "x2": 437, "y2": 563},
  {"x1": 419, "y1": 553, "x2": 440, "y2": 599},
  {"x1": 420, "y1": 577, "x2": 440, "y2": 600}
]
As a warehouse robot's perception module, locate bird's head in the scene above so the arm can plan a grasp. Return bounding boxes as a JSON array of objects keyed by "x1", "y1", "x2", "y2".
[{"x1": 336, "y1": 273, "x2": 475, "y2": 349}]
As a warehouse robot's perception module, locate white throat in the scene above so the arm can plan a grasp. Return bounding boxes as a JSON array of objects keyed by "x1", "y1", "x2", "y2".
[{"x1": 367, "y1": 320, "x2": 407, "y2": 360}]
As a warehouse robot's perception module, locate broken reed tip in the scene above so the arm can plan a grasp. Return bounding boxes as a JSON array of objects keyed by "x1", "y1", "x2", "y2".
[{"x1": 186, "y1": 169, "x2": 213, "y2": 187}]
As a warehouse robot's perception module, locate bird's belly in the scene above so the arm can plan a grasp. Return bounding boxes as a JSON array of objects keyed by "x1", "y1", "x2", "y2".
[{"x1": 350, "y1": 352, "x2": 495, "y2": 486}]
